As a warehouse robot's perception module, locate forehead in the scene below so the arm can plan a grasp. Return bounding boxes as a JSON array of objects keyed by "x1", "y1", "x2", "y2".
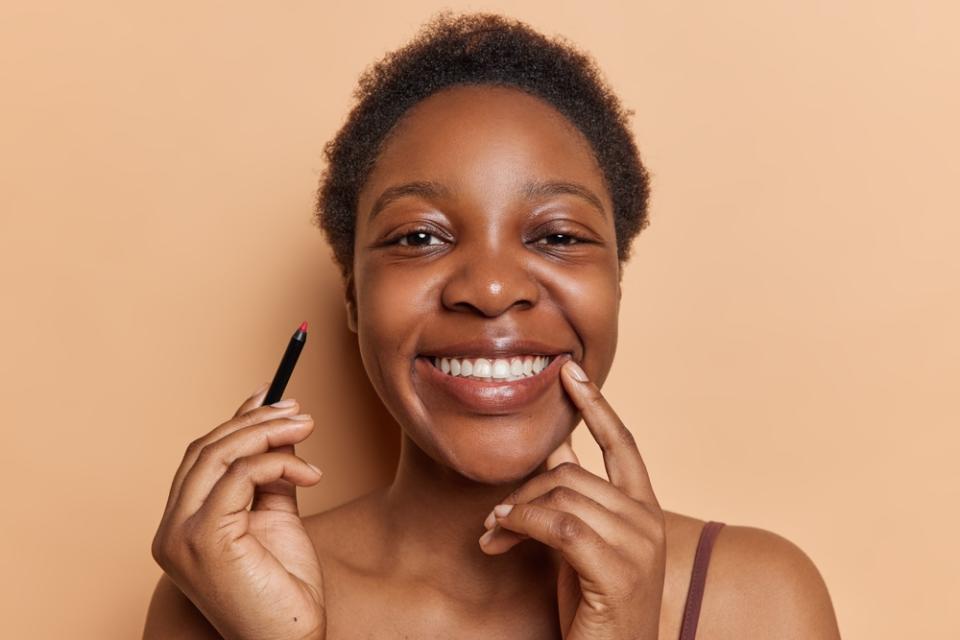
[{"x1": 359, "y1": 84, "x2": 610, "y2": 213}]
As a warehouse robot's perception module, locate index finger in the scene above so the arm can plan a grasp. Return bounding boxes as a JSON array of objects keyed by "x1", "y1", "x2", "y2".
[
  {"x1": 161, "y1": 384, "x2": 295, "y2": 520},
  {"x1": 559, "y1": 358, "x2": 658, "y2": 504},
  {"x1": 234, "y1": 381, "x2": 270, "y2": 417}
]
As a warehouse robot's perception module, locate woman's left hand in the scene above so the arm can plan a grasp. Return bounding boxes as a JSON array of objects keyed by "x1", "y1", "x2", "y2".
[{"x1": 479, "y1": 358, "x2": 666, "y2": 640}]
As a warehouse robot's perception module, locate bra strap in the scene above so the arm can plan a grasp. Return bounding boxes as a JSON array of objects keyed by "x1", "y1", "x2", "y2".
[{"x1": 678, "y1": 521, "x2": 725, "y2": 640}]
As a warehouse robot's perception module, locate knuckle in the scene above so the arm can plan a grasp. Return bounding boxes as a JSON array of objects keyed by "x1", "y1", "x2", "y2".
[
  {"x1": 545, "y1": 485, "x2": 577, "y2": 508},
  {"x1": 616, "y1": 426, "x2": 637, "y2": 448},
  {"x1": 150, "y1": 531, "x2": 169, "y2": 566},
  {"x1": 584, "y1": 389, "x2": 605, "y2": 409},
  {"x1": 636, "y1": 531, "x2": 664, "y2": 558},
  {"x1": 229, "y1": 406, "x2": 273, "y2": 431},
  {"x1": 552, "y1": 513, "x2": 585, "y2": 544},
  {"x1": 231, "y1": 411, "x2": 260, "y2": 430},
  {"x1": 227, "y1": 455, "x2": 253, "y2": 478},
  {"x1": 516, "y1": 504, "x2": 543, "y2": 530},
  {"x1": 551, "y1": 461, "x2": 580, "y2": 481},
  {"x1": 631, "y1": 525, "x2": 665, "y2": 560},
  {"x1": 590, "y1": 598, "x2": 614, "y2": 618},
  {"x1": 648, "y1": 519, "x2": 666, "y2": 545},
  {"x1": 181, "y1": 516, "x2": 209, "y2": 558},
  {"x1": 184, "y1": 438, "x2": 205, "y2": 459},
  {"x1": 154, "y1": 524, "x2": 196, "y2": 569},
  {"x1": 194, "y1": 441, "x2": 223, "y2": 466}
]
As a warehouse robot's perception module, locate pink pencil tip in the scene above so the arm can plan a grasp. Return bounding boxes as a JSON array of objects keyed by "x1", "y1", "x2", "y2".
[{"x1": 298, "y1": 321, "x2": 308, "y2": 332}]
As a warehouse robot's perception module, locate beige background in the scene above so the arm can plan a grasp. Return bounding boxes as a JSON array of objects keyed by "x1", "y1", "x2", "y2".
[{"x1": 1, "y1": 1, "x2": 957, "y2": 637}]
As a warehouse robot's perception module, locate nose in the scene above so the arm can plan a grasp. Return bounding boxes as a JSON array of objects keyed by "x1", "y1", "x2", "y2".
[{"x1": 441, "y1": 250, "x2": 540, "y2": 317}]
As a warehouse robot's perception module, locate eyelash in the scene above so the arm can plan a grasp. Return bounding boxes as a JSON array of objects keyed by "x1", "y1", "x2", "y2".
[
  {"x1": 391, "y1": 229, "x2": 446, "y2": 247},
  {"x1": 386, "y1": 228, "x2": 590, "y2": 248}
]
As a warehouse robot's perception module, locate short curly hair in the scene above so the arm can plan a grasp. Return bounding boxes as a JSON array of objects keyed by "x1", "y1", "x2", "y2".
[{"x1": 314, "y1": 10, "x2": 651, "y2": 279}]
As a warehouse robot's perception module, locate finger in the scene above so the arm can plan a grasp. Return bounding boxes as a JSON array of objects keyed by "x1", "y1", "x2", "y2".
[
  {"x1": 170, "y1": 414, "x2": 317, "y2": 522},
  {"x1": 484, "y1": 439, "x2": 579, "y2": 554},
  {"x1": 560, "y1": 359, "x2": 657, "y2": 504},
  {"x1": 234, "y1": 381, "x2": 271, "y2": 418},
  {"x1": 486, "y1": 461, "x2": 642, "y2": 531},
  {"x1": 251, "y1": 441, "x2": 299, "y2": 512},
  {"x1": 480, "y1": 503, "x2": 618, "y2": 586},
  {"x1": 196, "y1": 451, "x2": 323, "y2": 520},
  {"x1": 545, "y1": 437, "x2": 580, "y2": 470},
  {"x1": 480, "y1": 485, "x2": 629, "y2": 555},
  {"x1": 163, "y1": 398, "x2": 301, "y2": 517}
]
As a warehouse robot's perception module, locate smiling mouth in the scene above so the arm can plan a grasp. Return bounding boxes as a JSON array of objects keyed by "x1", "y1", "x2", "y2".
[
  {"x1": 414, "y1": 352, "x2": 570, "y2": 414},
  {"x1": 427, "y1": 354, "x2": 557, "y2": 382}
]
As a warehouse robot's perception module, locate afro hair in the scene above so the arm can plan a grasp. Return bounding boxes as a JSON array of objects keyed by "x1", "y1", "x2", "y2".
[{"x1": 314, "y1": 11, "x2": 651, "y2": 278}]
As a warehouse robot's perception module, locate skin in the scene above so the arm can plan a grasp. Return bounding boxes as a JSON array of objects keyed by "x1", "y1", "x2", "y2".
[{"x1": 144, "y1": 85, "x2": 842, "y2": 639}]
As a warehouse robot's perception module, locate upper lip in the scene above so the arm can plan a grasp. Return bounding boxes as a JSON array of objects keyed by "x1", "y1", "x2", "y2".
[{"x1": 418, "y1": 338, "x2": 573, "y2": 359}]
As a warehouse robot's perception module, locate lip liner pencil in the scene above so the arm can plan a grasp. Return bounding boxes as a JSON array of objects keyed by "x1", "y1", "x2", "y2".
[{"x1": 262, "y1": 321, "x2": 308, "y2": 406}]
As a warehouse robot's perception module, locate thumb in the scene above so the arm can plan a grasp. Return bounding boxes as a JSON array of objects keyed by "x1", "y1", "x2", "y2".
[{"x1": 546, "y1": 437, "x2": 581, "y2": 470}]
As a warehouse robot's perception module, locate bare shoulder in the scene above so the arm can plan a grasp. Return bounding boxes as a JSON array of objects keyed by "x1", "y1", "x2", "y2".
[{"x1": 697, "y1": 521, "x2": 842, "y2": 640}]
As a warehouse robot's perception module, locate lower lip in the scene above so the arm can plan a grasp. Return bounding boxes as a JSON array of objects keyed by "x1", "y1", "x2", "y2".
[{"x1": 414, "y1": 354, "x2": 570, "y2": 414}]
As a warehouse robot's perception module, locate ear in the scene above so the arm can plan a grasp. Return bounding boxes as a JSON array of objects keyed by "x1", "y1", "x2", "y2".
[{"x1": 344, "y1": 272, "x2": 358, "y2": 333}]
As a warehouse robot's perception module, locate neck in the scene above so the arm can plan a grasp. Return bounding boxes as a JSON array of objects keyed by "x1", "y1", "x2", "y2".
[{"x1": 380, "y1": 433, "x2": 559, "y2": 607}]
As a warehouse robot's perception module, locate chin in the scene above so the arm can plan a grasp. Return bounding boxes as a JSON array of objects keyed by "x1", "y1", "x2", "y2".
[
  {"x1": 451, "y1": 451, "x2": 548, "y2": 485},
  {"x1": 432, "y1": 415, "x2": 575, "y2": 485}
]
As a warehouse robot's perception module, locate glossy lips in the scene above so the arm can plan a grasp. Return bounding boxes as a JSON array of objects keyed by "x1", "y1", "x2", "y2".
[{"x1": 414, "y1": 352, "x2": 571, "y2": 414}]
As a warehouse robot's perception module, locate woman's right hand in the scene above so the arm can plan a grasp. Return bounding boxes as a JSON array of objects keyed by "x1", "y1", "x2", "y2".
[{"x1": 150, "y1": 383, "x2": 326, "y2": 640}]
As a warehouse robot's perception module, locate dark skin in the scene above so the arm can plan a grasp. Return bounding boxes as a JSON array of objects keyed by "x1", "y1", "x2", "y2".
[{"x1": 145, "y1": 85, "x2": 841, "y2": 639}]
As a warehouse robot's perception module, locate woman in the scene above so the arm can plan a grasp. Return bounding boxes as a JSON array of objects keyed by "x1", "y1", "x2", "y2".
[{"x1": 145, "y1": 12, "x2": 841, "y2": 639}]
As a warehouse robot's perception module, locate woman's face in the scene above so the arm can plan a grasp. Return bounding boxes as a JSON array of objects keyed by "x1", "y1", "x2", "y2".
[{"x1": 351, "y1": 84, "x2": 621, "y2": 484}]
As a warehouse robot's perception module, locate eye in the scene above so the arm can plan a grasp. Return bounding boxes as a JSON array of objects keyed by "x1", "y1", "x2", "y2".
[
  {"x1": 393, "y1": 229, "x2": 445, "y2": 247},
  {"x1": 535, "y1": 232, "x2": 582, "y2": 246}
]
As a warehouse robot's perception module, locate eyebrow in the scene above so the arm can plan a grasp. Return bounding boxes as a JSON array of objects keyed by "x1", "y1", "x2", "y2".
[
  {"x1": 367, "y1": 179, "x2": 607, "y2": 220},
  {"x1": 368, "y1": 181, "x2": 451, "y2": 221},
  {"x1": 521, "y1": 180, "x2": 606, "y2": 218}
]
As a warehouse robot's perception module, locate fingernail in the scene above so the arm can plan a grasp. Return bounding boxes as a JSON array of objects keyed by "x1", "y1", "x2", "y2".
[
  {"x1": 289, "y1": 413, "x2": 312, "y2": 421},
  {"x1": 251, "y1": 382, "x2": 270, "y2": 396},
  {"x1": 565, "y1": 361, "x2": 588, "y2": 382},
  {"x1": 479, "y1": 528, "x2": 495, "y2": 546},
  {"x1": 493, "y1": 504, "x2": 514, "y2": 518},
  {"x1": 271, "y1": 399, "x2": 296, "y2": 408},
  {"x1": 307, "y1": 462, "x2": 323, "y2": 476},
  {"x1": 483, "y1": 509, "x2": 496, "y2": 530}
]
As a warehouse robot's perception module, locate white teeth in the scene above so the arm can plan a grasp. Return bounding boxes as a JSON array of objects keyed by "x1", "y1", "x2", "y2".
[
  {"x1": 473, "y1": 358, "x2": 492, "y2": 378},
  {"x1": 429, "y1": 354, "x2": 554, "y2": 381}
]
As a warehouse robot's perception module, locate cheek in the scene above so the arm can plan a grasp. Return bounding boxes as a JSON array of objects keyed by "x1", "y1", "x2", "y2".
[
  {"x1": 584, "y1": 284, "x2": 620, "y2": 368},
  {"x1": 541, "y1": 261, "x2": 620, "y2": 377},
  {"x1": 353, "y1": 263, "x2": 440, "y2": 408},
  {"x1": 356, "y1": 263, "x2": 438, "y2": 346}
]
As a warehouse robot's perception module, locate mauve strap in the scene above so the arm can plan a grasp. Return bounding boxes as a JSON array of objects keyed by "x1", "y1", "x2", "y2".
[{"x1": 678, "y1": 521, "x2": 725, "y2": 640}]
